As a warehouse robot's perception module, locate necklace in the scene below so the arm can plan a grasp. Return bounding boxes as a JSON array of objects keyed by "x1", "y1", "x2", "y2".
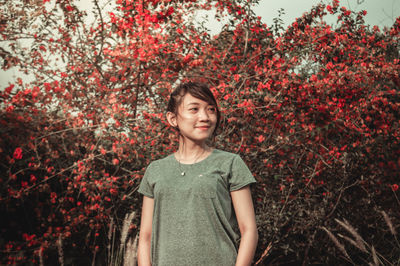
[{"x1": 176, "y1": 149, "x2": 208, "y2": 176}]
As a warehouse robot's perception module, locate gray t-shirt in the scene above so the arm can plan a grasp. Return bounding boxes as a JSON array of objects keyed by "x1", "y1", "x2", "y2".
[{"x1": 138, "y1": 149, "x2": 256, "y2": 266}]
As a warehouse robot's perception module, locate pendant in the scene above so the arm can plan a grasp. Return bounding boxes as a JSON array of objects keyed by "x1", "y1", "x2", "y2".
[{"x1": 181, "y1": 172, "x2": 185, "y2": 176}]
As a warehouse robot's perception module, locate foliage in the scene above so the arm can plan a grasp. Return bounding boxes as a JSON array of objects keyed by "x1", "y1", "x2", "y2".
[{"x1": 0, "y1": 0, "x2": 399, "y2": 264}]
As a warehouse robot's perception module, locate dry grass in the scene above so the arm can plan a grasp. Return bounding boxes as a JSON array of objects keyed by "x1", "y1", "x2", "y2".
[
  {"x1": 121, "y1": 212, "x2": 136, "y2": 250},
  {"x1": 57, "y1": 235, "x2": 64, "y2": 266},
  {"x1": 337, "y1": 233, "x2": 364, "y2": 252},
  {"x1": 123, "y1": 233, "x2": 139, "y2": 266},
  {"x1": 381, "y1": 211, "x2": 396, "y2": 236},
  {"x1": 321, "y1": 226, "x2": 351, "y2": 261},
  {"x1": 335, "y1": 218, "x2": 367, "y2": 253},
  {"x1": 323, "y1": 214, "x2": 400, "y2": 266},
  {"x1": 53, "y1": 211, "x2": 138, "y2": 266},
  {"x1": 107, "y1": 211, "x2": 137, "y2": 266},
  {"x1": 39, "y1": 245, "x2": 44, "y2": 266},
  {"x1": 107, "y1": 217, "x2": 115, "y2": 266},
  {"x1": 371, "y1": 245, "x2": 379, "y2": 266}
]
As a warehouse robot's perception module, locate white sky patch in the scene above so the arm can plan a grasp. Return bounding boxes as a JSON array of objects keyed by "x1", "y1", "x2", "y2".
[
  {"x1": 193, "y1": 8, "x2": 230, "y2": 36},
  {"x1": 254, "y1": 0, "x2": 399, "y2": 28}
]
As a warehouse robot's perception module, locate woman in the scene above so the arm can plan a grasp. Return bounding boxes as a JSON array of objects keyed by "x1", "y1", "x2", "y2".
[{"x1": 137, "y1": 82, "x2": 258, "y2": 266}]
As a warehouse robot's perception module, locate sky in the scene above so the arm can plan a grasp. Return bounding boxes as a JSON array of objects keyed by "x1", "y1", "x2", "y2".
[
  {"x1": 1, "y1": 0, "x2": 399, "y2": 87},
  {"x1": 254, "y1": 0, "x2": 399, "y2": 28},
  {"x1": 203, "y1": 0, "x2": 400, "y2": 35}
]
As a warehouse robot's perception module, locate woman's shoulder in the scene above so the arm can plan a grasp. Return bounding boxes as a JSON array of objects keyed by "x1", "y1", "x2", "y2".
[
  {"x1": 147, "y1": 154, "x2": 174, "y2": 168},
  {"x1": 212, "y1": 148, "x2": 241, "y2": 160}
]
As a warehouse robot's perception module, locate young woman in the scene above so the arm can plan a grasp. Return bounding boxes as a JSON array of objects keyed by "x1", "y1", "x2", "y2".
[{"x1": 137, "y1": 82, "x2": 258, "y2": 266}]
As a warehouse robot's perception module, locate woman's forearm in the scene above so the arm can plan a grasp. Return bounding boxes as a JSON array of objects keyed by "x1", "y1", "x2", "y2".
[
  {"x1": 235, "y1": 228, "x2": 258, "y2": 266},
  {"x1": 137, "y1": 237, "x2": 152, "y2": 266},
  {"x1": 138, "y1": 196, "x2": 154, "y2": 266}
]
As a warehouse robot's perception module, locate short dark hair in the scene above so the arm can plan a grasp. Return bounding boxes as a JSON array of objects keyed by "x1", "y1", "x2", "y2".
[{"x1": 167, "y1": 81, "x2": 221, "y2": 135}]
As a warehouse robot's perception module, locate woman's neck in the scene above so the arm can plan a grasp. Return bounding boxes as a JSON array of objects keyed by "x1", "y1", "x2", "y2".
[{"x1": 176, "y1": 138, "x2": 212, "y2": 164}]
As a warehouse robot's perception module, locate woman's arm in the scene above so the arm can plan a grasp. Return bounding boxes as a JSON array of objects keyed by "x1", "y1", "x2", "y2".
[
  {"x1": 231, "y1": 186, "x2": 258, "y2": 266},
  {"x1": 137, "y1": 196, "x2": 154, "y2": 266}
]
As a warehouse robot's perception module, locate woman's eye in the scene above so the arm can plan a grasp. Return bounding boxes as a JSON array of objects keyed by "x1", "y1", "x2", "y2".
[
  {"x1": 190, "y1": 108, "x2": 198, "y2": 111},
  {"x1": 208, "y1": 107, "x2": 216, "y2": 112}
]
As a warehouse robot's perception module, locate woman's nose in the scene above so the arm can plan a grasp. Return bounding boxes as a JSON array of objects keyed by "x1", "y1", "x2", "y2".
[{"x1": 198, "y1": 109, "x2": 210, "y2": 120}]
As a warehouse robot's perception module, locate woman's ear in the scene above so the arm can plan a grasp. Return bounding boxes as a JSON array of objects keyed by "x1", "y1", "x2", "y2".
[{"x1": 166, "y1": 111, "x2": 178, "y2": 128}]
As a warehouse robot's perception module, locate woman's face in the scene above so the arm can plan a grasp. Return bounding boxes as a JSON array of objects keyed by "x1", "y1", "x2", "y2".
[{"x1": 169, "y1": 93, "x2": 217, "y2": 144}]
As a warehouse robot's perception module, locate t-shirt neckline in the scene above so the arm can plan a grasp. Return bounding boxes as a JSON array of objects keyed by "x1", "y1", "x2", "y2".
[{"x1": 171, "y1": 148, "x2": 217, "y2": 166}]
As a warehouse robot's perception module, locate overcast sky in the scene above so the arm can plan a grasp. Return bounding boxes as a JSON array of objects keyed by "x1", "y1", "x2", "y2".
[
  {"x1": 1, "y1": 0, "x2": 399, "y2": 87},
  {"x1": 254, "y1": 0, "x2": 399, "y2": 28},
  {"x1": 204, "y1": 0, "x2": 400, "y2": 34}
]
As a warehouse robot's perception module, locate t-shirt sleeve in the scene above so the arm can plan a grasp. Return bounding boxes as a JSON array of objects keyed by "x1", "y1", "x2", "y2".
[
  {"x1": 137, "y1": 162, "x2": 155, "y2": 198},
  {"x1": 229, "y1": 155, "x2": 256, "y2": 191}
]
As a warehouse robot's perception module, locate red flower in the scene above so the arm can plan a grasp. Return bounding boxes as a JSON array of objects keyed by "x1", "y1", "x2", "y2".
[
  {"x1": 5, "y1": 84, "x2": 14, "y2": 94},
  {"x1": 50, "y1": 192, "x2": 57, "y2": 203},
  {"x1": 110, "y1": 188, "x2": 118, "y2": 195},
  {"x1": 13, "y1": 147, "x2": 23, "y2": 160},
  {"x1": 65, "y1": 5, "x2": 74, "y2": 12},
  {"x1": 166, "y1": 6, "x2": 174, "y2": 16},
  {"x1": 391, "y1": 184, "x2": 399, "y2": 192},
  {"x1": 257, "y1": 135, "x2": 265, "y2": 143}
]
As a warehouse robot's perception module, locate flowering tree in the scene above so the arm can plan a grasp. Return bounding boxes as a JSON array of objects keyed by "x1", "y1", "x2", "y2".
[{"x1": 1, "y1": 0, "x2": 399, "y2": 264}]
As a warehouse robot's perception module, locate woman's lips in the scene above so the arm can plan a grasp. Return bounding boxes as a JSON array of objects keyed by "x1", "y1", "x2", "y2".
[{"x1": 196, "y1": 126, "x2": 210, "y2": 130}]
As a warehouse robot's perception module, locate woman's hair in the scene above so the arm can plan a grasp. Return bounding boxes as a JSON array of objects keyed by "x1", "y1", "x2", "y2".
[{"x1": 167, "y1": 81, "x2": 221, "y2": 135}]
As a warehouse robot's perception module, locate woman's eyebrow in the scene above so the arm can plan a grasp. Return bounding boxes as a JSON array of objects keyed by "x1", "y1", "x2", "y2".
[{"x1": 186, "y1": 102, "x2": 214, "y2": 107}]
